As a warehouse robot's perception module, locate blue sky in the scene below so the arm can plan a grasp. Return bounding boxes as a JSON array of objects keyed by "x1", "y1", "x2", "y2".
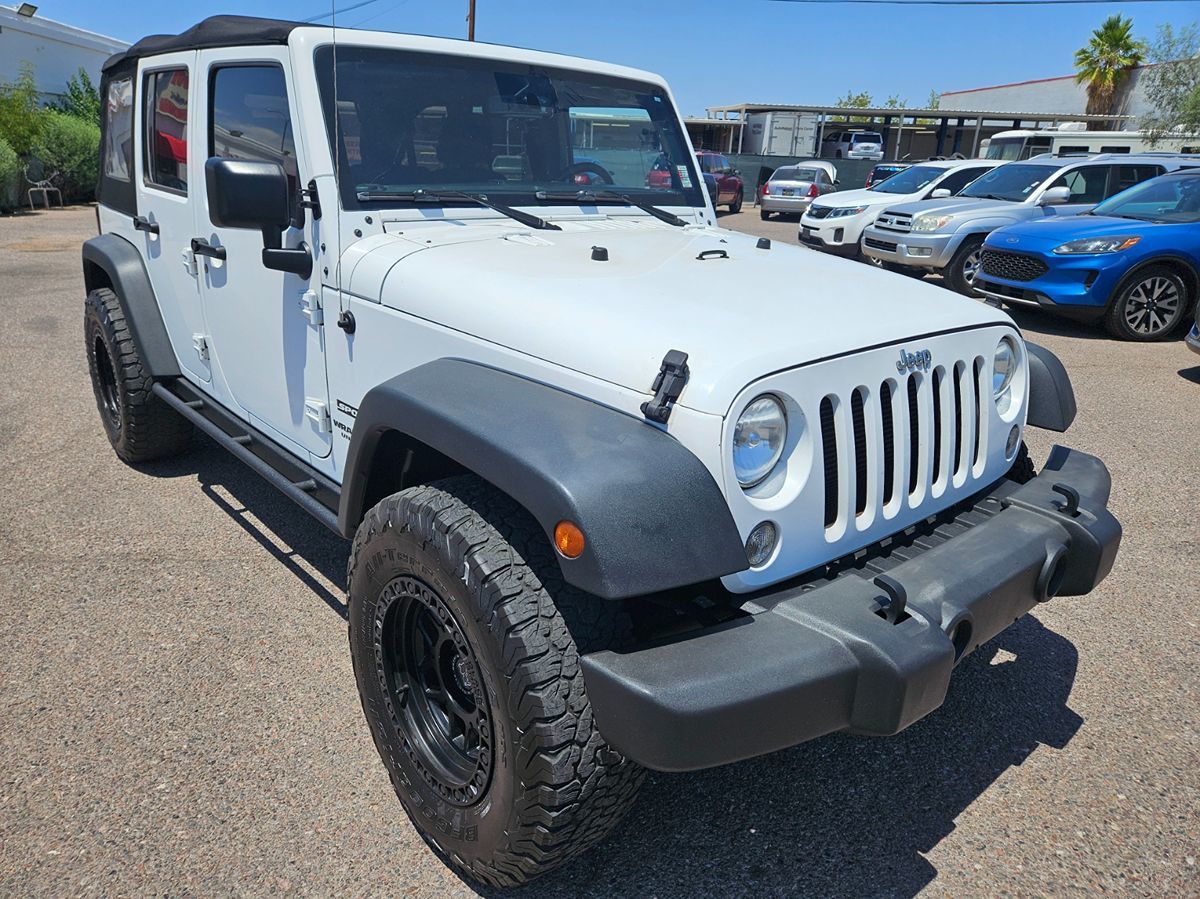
[{"x1": 41, "y1": 0, "x2": 1198, "y2": 115}]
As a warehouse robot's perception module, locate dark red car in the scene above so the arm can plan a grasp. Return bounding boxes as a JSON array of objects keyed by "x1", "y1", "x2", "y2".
[{"x1": 695, "y1": 151, "x2": 744, "y2": 212}]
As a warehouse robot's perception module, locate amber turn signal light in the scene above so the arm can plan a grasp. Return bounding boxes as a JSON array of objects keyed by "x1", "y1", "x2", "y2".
[{"x1": 554, "y1": 521, "x2": 586, "y2": 559}]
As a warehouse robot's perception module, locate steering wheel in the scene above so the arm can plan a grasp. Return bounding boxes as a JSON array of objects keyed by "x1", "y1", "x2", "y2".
[{"x1": 561, "y1": 161, "x2": 614, "y2": 186}]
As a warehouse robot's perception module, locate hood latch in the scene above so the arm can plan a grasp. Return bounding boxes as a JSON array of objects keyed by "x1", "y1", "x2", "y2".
[{"x1": 641, "y1": 350, "x2": 689, "y2": 425}]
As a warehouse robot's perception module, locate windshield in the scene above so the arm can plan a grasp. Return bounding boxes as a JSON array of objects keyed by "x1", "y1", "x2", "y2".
[
  {"x1": 959, "y1": 163, "x2": 1056, "y2": 202},
  {"x1": 315, "y1": 46, "x2": 705, "y2": 210},
  {"x1": 985, "y1": 137, "x2": 1027, "y2": 161},
  {"x1": 870, "y1": 164, "x2": 944, "y2": 194},
  {"x1": 853, "y1": 132, "x2": 882, "y2": 144},
  {"x1": 771, "y1": 166, "x2": 821, "y2": 182},
  {"x1": 1091, "y1": 174, "x2": 1200, "y2": 223}
]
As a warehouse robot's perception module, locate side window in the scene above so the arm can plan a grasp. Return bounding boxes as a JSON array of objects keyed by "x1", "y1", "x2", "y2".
[
  {"x1": 210, "y1": 65, "x2": 298, "y2": 194},
  {"x1": 1111, "y1": 164, "x2": 1163, "y2": 196},
  {"x1": 102, "y1": 76, "x2": 134, "y2": 181},
  {"x1": 144, "y1": 69, "x2": 189, "y2": 193},
  {"x1": 1100, "y1": 145, "x2": 1131, "y2": 154},
  {"x1": 1048, "y1": 165, "x2": 1109, "y2": 203},
  {"x1": 936, "y1": 166, "x2": 987, "y2": 196},
  {"x1": 1057, "y1": 145, "x2": 1090, "y2": 155}
]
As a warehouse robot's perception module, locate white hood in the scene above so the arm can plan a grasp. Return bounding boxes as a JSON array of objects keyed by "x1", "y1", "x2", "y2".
[
  {"x1": 814, "y1": 187, "x2": 881, "y2": 208},
  {"x1": 345, "y1": 216, "x2": 1012, "y2": 416}
]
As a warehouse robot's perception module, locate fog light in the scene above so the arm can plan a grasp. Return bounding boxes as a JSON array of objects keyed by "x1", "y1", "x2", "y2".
[
  {"x1": 745, "y1": 521, "x2": 778, "y2": 567},
  {"x1": 909, "y1": 247, "x2": 933, "y2": 257},
  {"x1": 1006, "y1": 424, "x2": 1020, "y2": 458}
]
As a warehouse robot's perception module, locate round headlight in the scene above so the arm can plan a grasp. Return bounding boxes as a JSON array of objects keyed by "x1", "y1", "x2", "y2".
[
  {"x1": 993, "y1": 337, "x2": 1018, "y2": 400},
  {"x1": 733, "y1": 395, "x2": 787, "y2": 489}
]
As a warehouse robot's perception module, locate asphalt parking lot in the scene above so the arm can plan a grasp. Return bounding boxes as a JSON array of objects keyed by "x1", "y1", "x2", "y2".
[{"x1": 2, "y1": 205, "x2": 1198, "y2": 897}]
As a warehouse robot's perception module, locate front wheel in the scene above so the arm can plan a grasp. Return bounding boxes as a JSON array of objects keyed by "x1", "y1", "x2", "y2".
[
  {"x1": 1104, "y1": 265, "x2": 1191, "y2": 341},
  {"x1": 945, "y1": 236, "x2": 985, "y2": 297},
  {"x1": 347, "y1": 476, "x2": 644, "y2": 887}
]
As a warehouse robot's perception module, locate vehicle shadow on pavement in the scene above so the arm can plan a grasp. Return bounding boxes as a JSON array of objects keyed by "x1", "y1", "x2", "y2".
[
  {"x1": 1177, "y1": 366, "x2": 1200, "y2": 385},
  {"x1": 508, "y1": 616, "x2": 1082, "y2": 899},
  {"x1": 140, "y1": 435, "x2": 351, "y2": 620},
  {"x1": 1003, "y1": 307, "x2": 1109, "y2": 342}
]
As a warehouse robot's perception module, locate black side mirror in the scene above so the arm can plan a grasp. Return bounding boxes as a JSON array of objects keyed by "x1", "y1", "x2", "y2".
[{"x1": 205, "y1": 157, "x2": 312, "y2": 279}]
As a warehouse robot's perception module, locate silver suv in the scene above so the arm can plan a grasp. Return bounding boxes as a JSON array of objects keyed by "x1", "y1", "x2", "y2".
[{"x1": 861, "y1": 153, "x2": 1198, "y2": 295}]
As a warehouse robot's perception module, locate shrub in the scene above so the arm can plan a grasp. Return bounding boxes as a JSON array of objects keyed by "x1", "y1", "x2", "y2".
[
  {"x1": 0, "y1": 63, "x2": 44, "y2": 156},
  {"x1": 30, "y1": 109, "x2": 100, "y2": 202},
  {"x1": 0, "y1": 135, "x2": 19, "y2": 210}
]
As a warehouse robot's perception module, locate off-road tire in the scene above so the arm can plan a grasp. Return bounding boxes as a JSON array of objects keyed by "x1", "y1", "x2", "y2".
[
  {"x1": 347, "y1": 475, "x2": 644, "y2": 888},
  {"x1": 1007, "y1": 442, "x2": 1036, "y2": 484},
  {"x1": 85, "y1": 287, "x2": 191, "y2": 463},
  {"x1": 729, "y1": 189, "x2": 743, "y2": 214},
  {"x1": 945, "y1": 235, "x2": 985, "y2": 297},
  {"x1": 1103, "y1": 264, "x2": 1192, "y2": 342}
]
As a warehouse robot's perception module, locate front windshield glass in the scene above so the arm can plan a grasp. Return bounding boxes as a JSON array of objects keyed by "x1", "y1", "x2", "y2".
[
  {"x1": 870, "y1": 164, "x2": 944, "y2": 194},
  {"x1": 1091, "y1": 174, "x2": 1200, "y2": 223},
  {"x1": 772, "y1": 166, "x2": 821, "y2": 182},
  {"x1": 958, "y1": 163, "x2": 1054, "y2": 201},
  {"x1": 315, "y1": 46, "x2": 705, "y2": 209},
  {"x1": 985, "y1": 137, "x2": 1026, "y2": 161}
]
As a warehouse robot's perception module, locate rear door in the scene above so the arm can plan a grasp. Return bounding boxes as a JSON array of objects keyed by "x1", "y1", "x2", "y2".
[
  {"x1": 194, "y1": 48, "x2": 331, "y2": 459},
  {"x1": 135, "y1": 52, "x2": 210, "y2": 382}
]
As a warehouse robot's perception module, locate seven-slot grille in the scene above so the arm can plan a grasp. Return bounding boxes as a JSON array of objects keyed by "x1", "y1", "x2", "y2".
[
  {"x1": 818, "y1": 358, "x2": 987, "y2": 535},
  {"x1": 807, "y1": 205, "x2": 834, "y2": 219},
  {"x1": 873, "y1": 211, "x2": 913, "y2": 233},
  {"x1": 980, "y1": 248, "x2": 1048, "y2": 282}
]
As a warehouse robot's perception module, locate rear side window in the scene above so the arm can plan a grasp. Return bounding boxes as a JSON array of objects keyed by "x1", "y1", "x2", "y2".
[
  {"x1": 1111, "y1": 164, "x2": 1163, "y2": 195},
  {"x1": 1100, "y1": 145, "x2": 1131, "y2": 154},
  {"x1": 937, "y1": 166, "x2": 989, "y2": 196},
  {"x1": 102, "y1": 76, "x2": 134, "y2": 182},
  {"x1": 144, "y1": 69, "x2": 189, "y2": 193},
  {"x1": 1048, "y1": 165, "x2": 1109, "y2": 203},
  {"x1": 210, "y1": 65, "x2": 298, "y2": 193}
]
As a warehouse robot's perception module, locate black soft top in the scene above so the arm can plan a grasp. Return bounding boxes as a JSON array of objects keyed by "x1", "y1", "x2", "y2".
[{"x1": 102, "y1": 15, "x2": 304, "y2": 73}]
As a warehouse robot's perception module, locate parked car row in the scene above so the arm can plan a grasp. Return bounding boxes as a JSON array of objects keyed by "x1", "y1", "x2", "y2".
[{"x1": 774, "y1": 150, "x2": 1198, "y2": 341}]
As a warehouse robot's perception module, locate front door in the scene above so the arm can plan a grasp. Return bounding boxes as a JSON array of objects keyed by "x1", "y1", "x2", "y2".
[
  {"x1": 135, "y1": 52, "x2": 210, "y2": 382},
  {"x1": 194, "y1": 49, "x2": 330, "y2": 458}
]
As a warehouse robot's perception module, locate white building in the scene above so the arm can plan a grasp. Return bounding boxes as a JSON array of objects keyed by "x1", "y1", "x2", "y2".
[
  {"x1": 0, "y1": 4, "x2": 127, "y2": 98},
  {"x1": 940, "y1": 67, "x2": 1154, "y2": 130}
]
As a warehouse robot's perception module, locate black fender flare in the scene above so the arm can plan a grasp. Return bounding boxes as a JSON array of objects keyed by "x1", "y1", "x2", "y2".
[
  {"x1": 1025, "y1": 342, "x2": 1076, "y2": 432},
  {"x1": 338, "y1": 360, "x2": 748, "y2": 600},
  {"x1": 81, "y1": 233, "x2": 180, "y2": 379}
]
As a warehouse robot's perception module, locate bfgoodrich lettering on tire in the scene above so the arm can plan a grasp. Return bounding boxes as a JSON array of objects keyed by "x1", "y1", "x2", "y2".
[
  {"x1": 346, "y1": 475, "x2": 644, "y2": 887},
  {"x1": 84, "y1": 287, "x2": 191, "y2": 463}
]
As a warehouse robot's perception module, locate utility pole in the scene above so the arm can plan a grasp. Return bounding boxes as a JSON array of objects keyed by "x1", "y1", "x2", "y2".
[{"x1": 467, "y1": 0, "x2": 476, "y2": 40}]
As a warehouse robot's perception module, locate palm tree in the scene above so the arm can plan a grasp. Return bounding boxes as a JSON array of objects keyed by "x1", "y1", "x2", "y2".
[{"x1": 1075, "y1": 16, "x2": 1145, "y2": 128}]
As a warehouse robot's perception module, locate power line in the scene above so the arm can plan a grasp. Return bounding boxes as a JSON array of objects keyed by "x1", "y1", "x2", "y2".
[
  {"x1": 302, "y1": 0, "x2": 385, "y2": 24},
  {"x1": 765, "y1": 0, "x2": 1191, "y2": 5}
]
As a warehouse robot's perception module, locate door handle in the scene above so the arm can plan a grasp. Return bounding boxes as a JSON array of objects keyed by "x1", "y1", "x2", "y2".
[
  {"x1": 190, "y1": 237, "x2": 227, "y2": 262},
  {"x1": 133, "y1": 215, "x2": 160, "y2": 236}
]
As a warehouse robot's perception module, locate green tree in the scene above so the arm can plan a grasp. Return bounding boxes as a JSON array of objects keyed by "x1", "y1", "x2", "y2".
[
  {"x1": 0, "y1": 135, "x2": 20, "y2": 210},
  {"x1": 30, "y1": 109, "x2": 100, "y2": 201},
  {"x1": 885, "y1": 94, "x2": 907, "y2": 109},
  {"x1": 1140, "y1": 23, "x2": 1200, "y2": 145},
  {"x1": 834, "y1": 90, "x2": 873, "y2": 122},
  {"x1": 1074, "y1": 15, "x2": 1145, "y2": 128},
  {"x1": 0, "y1": 62, "x2": 45, "y2": 155},
  {"x1": 51, "y1": 68, "x2": 100, "y2": 124},
  {"x1": 926, "y1": 90, "x2": 941, "y2": 110}
]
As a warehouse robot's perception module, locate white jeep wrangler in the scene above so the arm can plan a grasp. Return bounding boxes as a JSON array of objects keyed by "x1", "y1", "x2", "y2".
[{"x1": 83, "y1": 16, "x2": 1122, "y2": 887}]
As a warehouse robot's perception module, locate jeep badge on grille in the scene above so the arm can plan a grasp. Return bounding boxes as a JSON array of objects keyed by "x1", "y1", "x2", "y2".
[{"x1": 897, "y1": 348, "x2": 933, "y2": 373}]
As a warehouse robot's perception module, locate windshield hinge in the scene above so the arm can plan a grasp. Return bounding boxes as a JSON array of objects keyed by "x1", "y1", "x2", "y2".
[
  {"x1": 301, "y1": 179, "x2": 322, "y2": 220},
  {"x1": 641, "y1": 350, "x2": 689, "y2": 425}
]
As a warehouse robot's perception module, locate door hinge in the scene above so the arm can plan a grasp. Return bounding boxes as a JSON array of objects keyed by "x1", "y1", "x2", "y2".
[
  {"x1": 641, "y1": 349, "x2": 689, "y2": 424},
  {"x1": 192, "y1": 334, "x2": 209, "y2": 361},
  {"x1": 304, "y1": 399, "x2": 331, "y2": 433},
  {"x1": 299, "y1": 289, "x2": 323, "y2": 326},
  {"x1": 180, "y1": 247, "x2": 198, "y2": 276}
]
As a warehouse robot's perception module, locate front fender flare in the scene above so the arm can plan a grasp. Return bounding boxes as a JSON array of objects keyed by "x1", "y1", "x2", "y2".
[
  {"x1": 1025, "y1": 342, "x2": 1076, "y2": 432},
  {"x1": 338, "y1": 360, "x2": 749, "y2": 599}
]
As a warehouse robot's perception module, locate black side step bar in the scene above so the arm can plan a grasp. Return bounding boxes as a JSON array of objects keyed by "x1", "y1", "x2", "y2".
[{"x1": 152, "y1": 379, "x2": 343, "y2": 535}]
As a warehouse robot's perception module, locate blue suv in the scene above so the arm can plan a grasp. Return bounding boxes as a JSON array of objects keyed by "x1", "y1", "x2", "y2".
[{"x1": 977, "y1": 168, "x2": 1200, "y2": 340}]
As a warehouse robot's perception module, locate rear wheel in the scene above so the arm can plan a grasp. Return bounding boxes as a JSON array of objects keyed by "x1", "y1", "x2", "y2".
[
  {"x1": 945, "y1": 236, "x2": 985, "y2": 297},
  {"x1": 85, "y1": 287, "x2": 191, "y2": 463},
  {"x1": 347, "y1": 476, "x2": 644, "y2": 887},
  {"x1": 729, "y1": 189, "x2": 743, "y2": 214},
  {"x1": 1104, "y1": 265, "x2": 1191, "y2": 341},
  {"x1": 760, "y1": 208, "x2": 770, "y2": 221}
]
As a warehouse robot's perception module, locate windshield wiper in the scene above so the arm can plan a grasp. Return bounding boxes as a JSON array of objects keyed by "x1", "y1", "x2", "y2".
[
  {"x1": 534, "y1": 189, "x2": 688, "y2": 227},
  {"x1": 354, "y1": 188, "x2": 560, "y2": 231}
]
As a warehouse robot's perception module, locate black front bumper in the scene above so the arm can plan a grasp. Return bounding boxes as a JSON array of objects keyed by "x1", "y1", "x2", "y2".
[{"x1": 581, "y1": 446, "x2": 1121, "y2": 772}]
